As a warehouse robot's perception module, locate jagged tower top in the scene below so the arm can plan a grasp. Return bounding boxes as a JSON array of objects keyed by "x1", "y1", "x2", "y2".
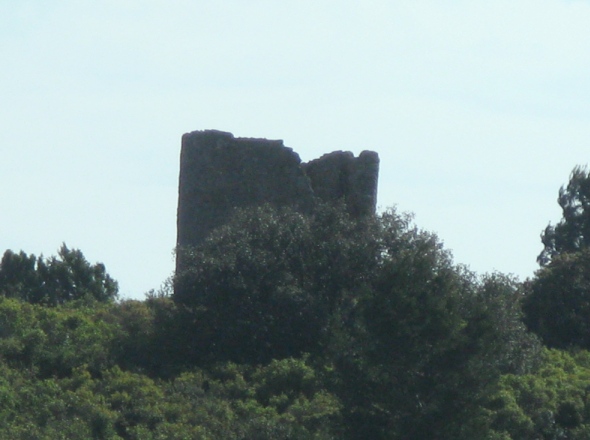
[{"x1": 176, "y1": 129, "x2": 379, "y2": 252}]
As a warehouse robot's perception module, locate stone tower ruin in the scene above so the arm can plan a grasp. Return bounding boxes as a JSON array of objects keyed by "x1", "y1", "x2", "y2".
[{"x1": 176, "y1": 129, "x2": 379, "y2": 265}]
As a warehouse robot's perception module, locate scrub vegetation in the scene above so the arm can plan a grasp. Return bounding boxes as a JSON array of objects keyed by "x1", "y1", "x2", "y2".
[{"x1": 1, "y1": 166, "x2": 590, "y2": 439}]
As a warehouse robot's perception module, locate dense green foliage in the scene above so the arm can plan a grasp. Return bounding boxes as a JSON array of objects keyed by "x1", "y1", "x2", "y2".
[
  {"x1": 539, "y1": 165, "x2": 590, "y2": 266},
  {"x1": 0, "y1": 244, "x2": 118, "y2": 305},
  {"x1": 3, "y1": 167, "x2": 590, "y2": 438},
  {"x1": 525, "y1": 167, "x2": 590, "y2": 350},
  {"x1": 524, "y1": 249, "x2": 590, "y2": 349},
  {"x1": 175, "y1": 204, "x2": 379, "y2": 365},
  {"x1": 0, "y1": 297, "x2": 341, "y2": 439},
  {"x1": 175, "y1": 204, "x2": 541, "y2": 439},
  {"x1": 479, "y1": 349, "x2": 590, "y2": 439}
]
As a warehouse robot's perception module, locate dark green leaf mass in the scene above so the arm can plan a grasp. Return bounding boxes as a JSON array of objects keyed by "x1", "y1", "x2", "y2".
[{"x1": 539, "y1": 166, "x2": 590, "y2": 266}]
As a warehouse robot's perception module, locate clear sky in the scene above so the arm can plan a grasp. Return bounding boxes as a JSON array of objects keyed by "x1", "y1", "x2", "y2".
[{"x1": 1, "y1": 1, "x2": 589, "y2": 299}]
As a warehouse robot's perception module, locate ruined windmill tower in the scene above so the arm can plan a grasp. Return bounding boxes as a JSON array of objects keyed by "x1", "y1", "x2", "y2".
[{"x1": 176, "y1": 130, "x2": 379, "y2": 273}]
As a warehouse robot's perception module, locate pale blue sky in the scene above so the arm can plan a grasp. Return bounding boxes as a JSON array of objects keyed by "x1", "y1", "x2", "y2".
[{"x1": 1, "y1": 1, "x2": 589, "y2": 298}]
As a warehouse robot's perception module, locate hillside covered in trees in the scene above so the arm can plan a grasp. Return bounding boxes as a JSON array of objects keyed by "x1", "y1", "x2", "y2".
[{"x1": 1, "y1": 167, "x2": 590, "y2": 439}]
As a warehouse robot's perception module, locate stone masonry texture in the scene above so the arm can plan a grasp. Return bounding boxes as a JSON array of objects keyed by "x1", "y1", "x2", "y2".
[{"x1": 176, "y1": 129, "x2": 380, "y2": 259}]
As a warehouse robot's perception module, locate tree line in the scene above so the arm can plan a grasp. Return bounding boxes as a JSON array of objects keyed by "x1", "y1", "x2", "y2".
[{"x1": 0, "y1": 166, "x2": 589, "y2": 439}]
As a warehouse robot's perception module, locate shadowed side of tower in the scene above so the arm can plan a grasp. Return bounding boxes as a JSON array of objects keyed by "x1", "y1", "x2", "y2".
[
  {"x1": 177, "y1": 130, "x2": 315, "y2": 253},
  {"x1": 175, "y1": 129, "x2": 379, "y2": 277},
  {"x1": 303, "y1": 150, "x2": 379, "y2": 217}
]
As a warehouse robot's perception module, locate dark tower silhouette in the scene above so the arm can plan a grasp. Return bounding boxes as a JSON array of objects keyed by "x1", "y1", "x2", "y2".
[{"x1": 176, "y1": 129, "x2": 379, "y2": 273}]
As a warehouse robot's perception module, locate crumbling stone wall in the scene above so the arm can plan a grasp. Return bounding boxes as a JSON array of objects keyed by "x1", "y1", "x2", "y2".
[
  {"x1": 176, "y1": 130, "x2": 379, "y2": 257},
  {"x1": 303, "y1": 150, "x2": 380, "y2": 218}
]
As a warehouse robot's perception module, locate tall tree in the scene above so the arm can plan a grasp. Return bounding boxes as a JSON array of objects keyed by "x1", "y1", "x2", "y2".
[
  {"x1": 539, "y1": 166, "x2": 590, "y2": 266},
  {"x1": 332, "y1": 216, "x2": 540, "y2": 440},
  {"x1": 525, "y1": 166, "x2": 590, "y2": 349}
]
